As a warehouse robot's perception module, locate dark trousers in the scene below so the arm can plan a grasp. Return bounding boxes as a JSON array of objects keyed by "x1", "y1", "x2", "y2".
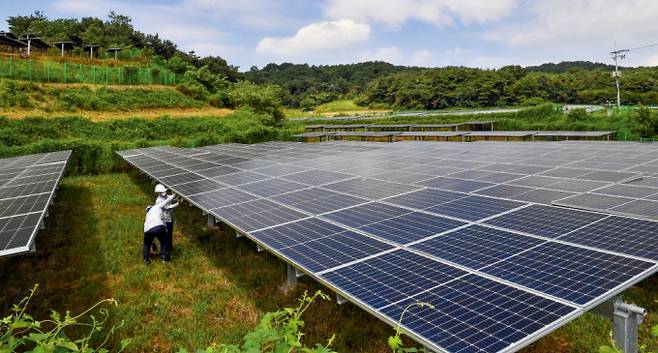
[
  {"x1": 165, "y1": 221, "x2": 174, "y2": 251},
  {"x1": 143, "y1": 225, "x2": 169, "y2": 261}
]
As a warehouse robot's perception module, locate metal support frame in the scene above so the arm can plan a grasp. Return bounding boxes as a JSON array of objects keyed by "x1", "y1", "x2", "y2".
[
  {"x1": 336, "y1": 294, "x2": 348, "y2": 305},
  {"x1": 613, "y1": 301, "x2": 646, "y2": 353},
  {"x1": 236, "y1": 229, "x2": 244, "y2": 238},
  {"x1": 256, "y1": 244, "x2": 264, "y2": 252},
  {"x1": 285, "y1": 264, "x2": 297, "y2": 289},
  {"x1": 207, "y1": 214, "x2": 215, "y2": 227},
  {"x1": 594, "y1": 298, "x2": 647, "y2": 353}
]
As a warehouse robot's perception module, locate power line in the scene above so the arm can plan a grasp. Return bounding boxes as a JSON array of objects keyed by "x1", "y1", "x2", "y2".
[{"x1": 609, "y1": 41, "x2": 658, "y2": 109}]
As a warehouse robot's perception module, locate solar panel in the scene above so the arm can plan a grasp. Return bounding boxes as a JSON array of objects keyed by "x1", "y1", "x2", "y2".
[
  {"x1": 321, "y1": 249, "x2": 468, "y2": 308},
  {"x1": 485, "y1": 205, "x2": 606, "y2": 238},
  {"x1": 324, "y1": 178, "x2": 421, "y2": 199},
  {"x1": 358, "y1": 211, "x2": 465, "y2": 244},
  {"x1": 425, "y1": 195, "x2": 526, "y2": 221},
  {"x1": 323, "y1": 202, "x2": 411, "y2": 228},
  {"x1": 236, "y1": 177, "x2": 308, "y2": 197},
  {"x1": 411, "y1": 225, "x2": 545, "y2": 269},
  {"x1": 211, "y1": 199, "x2": 309, "y2": 232},
  {"x1": 0, "y1": 150, "x2": 70, "y2": 257},
  {"x1": 271, "y1": 188, "x2": 367, "y2": 215},
  {"x1": 480, "y1": 242, "x2": 655, "y2": 305},
  {"x1": 417, "y1": 177, "x2": 494, "y2": 193},
  {"x1": 118, "y1": 142, "x2": 658, "y2": 353},
  {"x1": 381, "y1": 274, "x2": 578, "y2": 353},
  {"x1": 384, "y1": 189, "x2": 466, "y2": 210}
]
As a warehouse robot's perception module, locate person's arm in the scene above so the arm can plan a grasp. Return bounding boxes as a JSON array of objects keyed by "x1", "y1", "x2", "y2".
[
  {"x1": 165, "y1": 202, "x2": 179, "y2": 210},
  {"x1": 155, "y1": 194, "x2": 175, "y2": 208}
]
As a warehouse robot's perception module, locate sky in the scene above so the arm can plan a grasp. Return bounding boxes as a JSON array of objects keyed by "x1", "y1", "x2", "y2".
[{"x1": 2, "y1": 0, "x2": 658, "y2": 71}]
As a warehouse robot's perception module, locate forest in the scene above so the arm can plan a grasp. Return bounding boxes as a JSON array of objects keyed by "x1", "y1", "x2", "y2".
[{"x1": 5, "y1": 12, "x2": 658, "y2": 111}]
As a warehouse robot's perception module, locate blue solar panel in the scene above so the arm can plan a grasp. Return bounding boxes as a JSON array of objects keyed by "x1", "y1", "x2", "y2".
[
  {"x1": 411, "y1": 225, "x2": 545, "y2": 269},
  {"x1": 481, "y1": 242, "x2": 654, "y2": 305},
  {"x1": 321, "y1": 249, "x2": 467, "y2": 309},
  {"x1": 359, "y1": 212, "x2": 465, "y2": 244},
  {"x1": 271, "y1": 188, "x2": 367, "y2": 215},
  {"x1": 237, "y1": 178, "x2": 308, "y2": 197},
  {"x1": 381, "y1": 274, "x2": 578, "y2": 353},
  {"x1": 211, "y1": 199, "x2": 309, "y2": 232},
  {"x1": 251, "y1": 218, "x2": 349, "y2": 250},
  {"x1": 188, "y1": 188, "x2": 256, "y2": 209},
  {"x1": 485, "y1": 205, "x2": 606, "y2": 238},
  {"x1": 559, "y1": 216, "x2": 658, "y2": 260},
  {"x1": 278, "y1": 231, "x2": 394, "y2": 273},
  {"x1": 282, "y1": 169, "x2": 354, "y2": 186},
  {"x1": 416, "y1": 177, "x2": 495, "y2": 193},
  {"x1": 323, "y1": 178, "x2": 421, "y2": 199},
  {"x1": 384, "y1": 189, "x2": 466, "y2": 210},
  {"x1": 426, "y1": 196, "x2": 526, "y2": 221},
  {"x1": 323, "y1": 202, "x2": 410, "y2": 228}
]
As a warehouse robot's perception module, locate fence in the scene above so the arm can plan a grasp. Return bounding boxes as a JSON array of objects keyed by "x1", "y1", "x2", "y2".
[{"x1": 0, "y1": 56, "x2": 176, "y2": 85}]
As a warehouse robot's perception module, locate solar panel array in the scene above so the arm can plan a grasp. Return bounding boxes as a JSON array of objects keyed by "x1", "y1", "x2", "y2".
[
  {"x1": 118, "y1": 141, "x2": 658, "y2": 353},
  {"x1": 0, "y1": 150, "x2": 71, "y2": 257}
]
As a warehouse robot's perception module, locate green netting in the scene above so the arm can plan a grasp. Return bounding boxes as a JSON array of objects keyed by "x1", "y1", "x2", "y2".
[{"x1": 0, "y1": 56, "x2": 176, "y2": 85}]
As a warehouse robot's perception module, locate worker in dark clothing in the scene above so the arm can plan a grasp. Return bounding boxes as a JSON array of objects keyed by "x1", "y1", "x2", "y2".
[{"x1": 143, "y1": 193, "x2": 177, "y2": 265}]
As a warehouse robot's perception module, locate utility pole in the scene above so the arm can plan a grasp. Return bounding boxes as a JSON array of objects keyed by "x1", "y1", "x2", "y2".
[{"x1": 611, "y1": 46, "x2": 629, "y2": 109}]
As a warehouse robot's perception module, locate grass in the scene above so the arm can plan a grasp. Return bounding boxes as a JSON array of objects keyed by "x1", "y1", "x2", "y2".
[
  {"x1": 0, "y1": 172, "x2": 657, "y2": 353},
  {"x1": 0, "y1": 172, "x2": 391, "y2": 352},
  {"x1": 2, "y1": 107, "x2": 234, "y2": 121}
]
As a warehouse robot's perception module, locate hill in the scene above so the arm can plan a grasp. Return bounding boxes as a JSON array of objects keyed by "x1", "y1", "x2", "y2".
[{"x1": 526, "y1": 61, "x2": 618, "y2": 73}]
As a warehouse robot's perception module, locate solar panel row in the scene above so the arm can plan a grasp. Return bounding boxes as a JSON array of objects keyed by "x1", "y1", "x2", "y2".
[
  {"x1": 0, "y1": 150, "x2": 71, "y2": 257},
  {"x1": 118, "y1": 141, "x2": 658, "y2": 353}
]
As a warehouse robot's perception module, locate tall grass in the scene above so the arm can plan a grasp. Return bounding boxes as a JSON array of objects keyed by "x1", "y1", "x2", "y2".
[
  {"x1": 0, "y1": 56, "x2": 176, "y2": 85},
  {"x1": 0, "y1": 79, "x2": 202, "y2": 111},
  {"x1": 0, "y1": 111, "x2": 283, "y2": 174}
]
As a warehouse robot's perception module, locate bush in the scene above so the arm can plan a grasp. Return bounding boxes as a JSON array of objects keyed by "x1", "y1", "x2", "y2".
[
  {"x1": 229, "y1": 81, "x2": 285, "y2": 125},
  {"x1": 514, "y1": 103, "x2": 561, "y2": 120},
  {"x1": 567, "y1": 108, "x2": 589, "y2": 121},
  {"x1": 0, "y1": 112, "x2": 281, "y2": 175},
  {"x1": 635, "y1": 105, "x2": 658, "y2": 137},
  {"x1": 1, "y1": 285, "x2": 129, "y2": 353}
]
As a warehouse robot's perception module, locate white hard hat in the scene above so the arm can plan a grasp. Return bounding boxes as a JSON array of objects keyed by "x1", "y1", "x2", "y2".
[{"x1": 154, "y1": 184, "x2": 167, "y2": 193}]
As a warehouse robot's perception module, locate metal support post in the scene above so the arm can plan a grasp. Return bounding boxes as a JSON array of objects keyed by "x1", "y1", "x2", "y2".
[
  {"x1": 236, "y1": 229, "x2": 243, "y2": 238},
  {"x1": 30, "y1": 242, "x2": 36, "y2": 253},
  {"x1": 336, "y1": 294, "x2": 348, "y2": 305},
  {"x1": 593, "y1": 298, "x2": 646, "y2": 353},
  {"x1": 613, "y1": 301, "x2": 646, "y2": 353},
  {"x1": 285, "y1": 264, "x2": 297, "y2": 289},
  {"x1": 256, "y1": 244, "x2": 264, "y2": 252},
  {"x1": 207, "y1": 214, "x2": 215, "y2": 227},
  {"x1": 39, "y1": 220, "x2": 45, "y2": 230}
]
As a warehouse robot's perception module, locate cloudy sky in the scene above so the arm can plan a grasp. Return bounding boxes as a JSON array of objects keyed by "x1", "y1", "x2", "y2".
[{"x1": 2, "y1": 0, "x2": 658, "y2": 70}]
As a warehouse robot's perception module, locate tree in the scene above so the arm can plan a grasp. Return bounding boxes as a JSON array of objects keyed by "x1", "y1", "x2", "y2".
[
  {"x1": 105, "y1": 11, "x2": 133, "y2": 47},
  {"x1": 229, "y1": 81, "x2": 285, "y2": 125}
]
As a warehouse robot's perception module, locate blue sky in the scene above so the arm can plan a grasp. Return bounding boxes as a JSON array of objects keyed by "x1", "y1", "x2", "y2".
[{"x1": 3, "y1": 0, "x2": 658, "y2": 71}]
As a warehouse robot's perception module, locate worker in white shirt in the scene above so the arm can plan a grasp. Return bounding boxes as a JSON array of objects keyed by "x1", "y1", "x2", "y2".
[
  {"x1": 143, "y1": 192, "x2": 178, "y2": 265},
  {"x1": 155, "y1": 184, "x2": 179, "y2": 253}
]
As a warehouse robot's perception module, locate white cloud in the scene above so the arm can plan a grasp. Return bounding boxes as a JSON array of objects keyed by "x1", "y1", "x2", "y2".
[
  {"x1": 256, "y1": 19, "x2": 370, "y2": 57},
  {"x1": 485, "y1": 0, "x2": 658, "y2": 65},
  {"x1": 324, "y1": 0, "x2": 518, "y2": 27}
]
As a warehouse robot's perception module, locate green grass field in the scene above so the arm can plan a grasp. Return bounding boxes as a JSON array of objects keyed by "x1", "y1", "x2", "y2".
[{"x1": 1, "y1": 172, "x2": 658, "y2": 352}]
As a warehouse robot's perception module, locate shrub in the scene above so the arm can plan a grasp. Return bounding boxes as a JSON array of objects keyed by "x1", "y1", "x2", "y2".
[
  {"x1": 634, "y1": 105, "x2": 658, "y2": 137},
  {"x1": 567, "y1": 108, "x2": 589, "y2": 122},
  {"x1": 229, "y1": 81, "x2": 285, "y2": 125},
  {"x1": 0, "y1": 285, "x2": 129, "y2": 353}
]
